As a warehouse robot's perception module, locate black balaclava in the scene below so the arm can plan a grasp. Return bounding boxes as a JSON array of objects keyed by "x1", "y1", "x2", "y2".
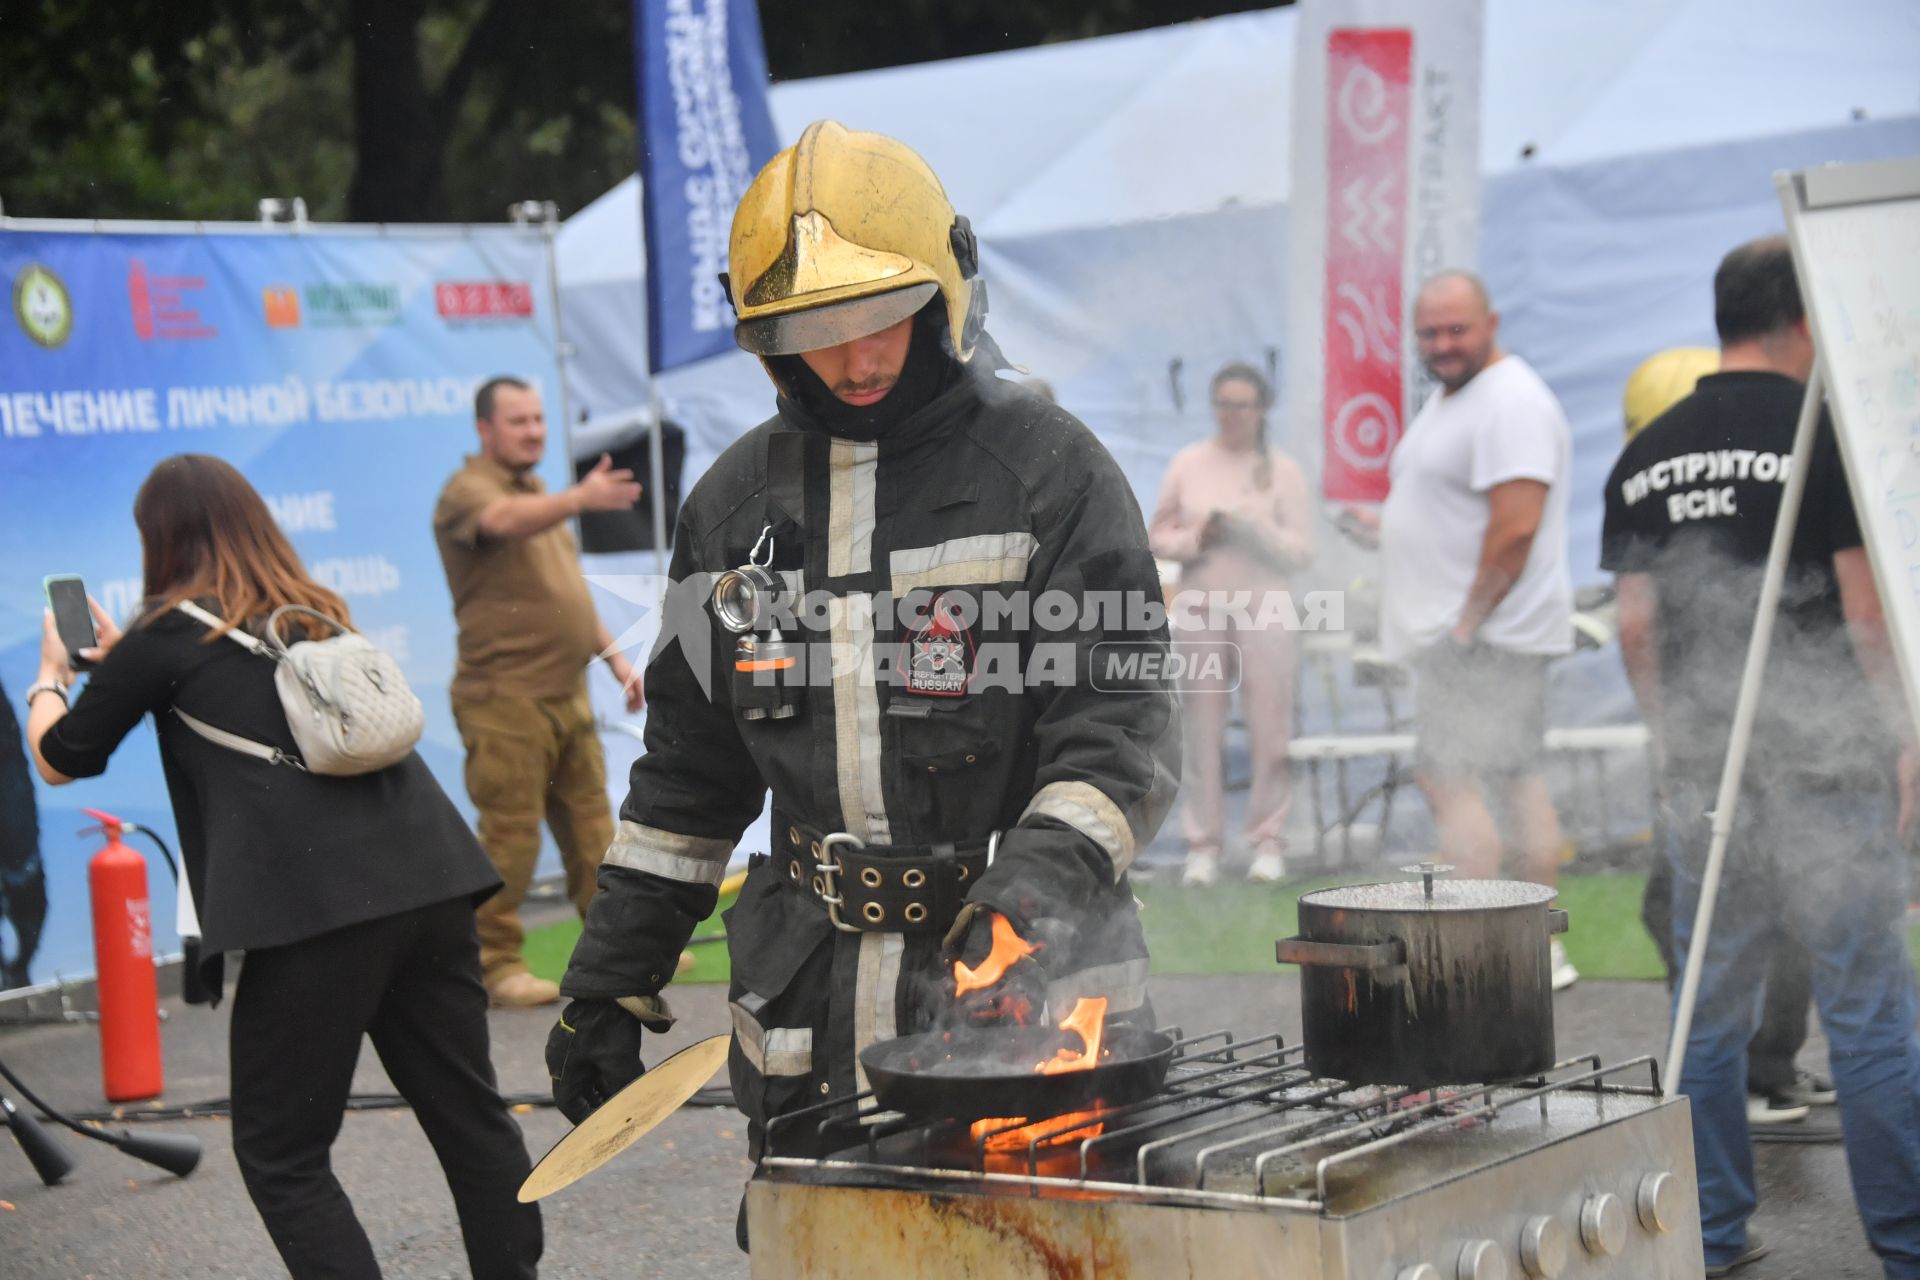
[{"x1": 773, "y1": 302, "x2": 961, "y2": 441}]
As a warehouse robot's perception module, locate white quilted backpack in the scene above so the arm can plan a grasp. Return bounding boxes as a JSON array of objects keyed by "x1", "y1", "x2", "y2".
[{"x1": 172, "y1": 600, "x2": 424, "y2": 776}]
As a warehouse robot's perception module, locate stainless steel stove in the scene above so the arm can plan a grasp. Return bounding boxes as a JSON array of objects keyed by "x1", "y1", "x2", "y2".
[{"x1": 747, "y1": 1030, "x2": 1704, "y2": 1278}]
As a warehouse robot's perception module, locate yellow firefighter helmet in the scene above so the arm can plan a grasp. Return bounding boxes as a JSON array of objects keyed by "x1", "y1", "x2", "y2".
[
  {"x1": 1622, "y1": 347, "x2": 1718, "y2": 439},
  {"x1": 727, "y1": 120, "x2": 983, "y2": 359}
]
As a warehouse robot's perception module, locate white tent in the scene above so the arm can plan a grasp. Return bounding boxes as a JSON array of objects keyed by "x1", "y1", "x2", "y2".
[{"x1": 557, "y1": 0, "x2": 1920, "y2": 588}]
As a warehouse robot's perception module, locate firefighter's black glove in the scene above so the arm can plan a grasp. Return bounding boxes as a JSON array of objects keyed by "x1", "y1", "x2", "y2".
[
  {"x1": 942, "y1": 904, "x2": 1051, "y2": 1027},
  {"x1": 547, "y1": 998, "x2": 646, "y2": 1124}
]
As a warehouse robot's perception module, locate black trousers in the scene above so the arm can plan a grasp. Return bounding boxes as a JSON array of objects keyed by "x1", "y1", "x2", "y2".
[
  {"x1": 0, "y1": 681, "x2": 48, "y2": 990},
  {"x1": 229, "y1": 897, "x2": 542, "y2": 1279},
  {"x1": 1643, "y1": 847, "x2": 1811, "y2": 1095}
]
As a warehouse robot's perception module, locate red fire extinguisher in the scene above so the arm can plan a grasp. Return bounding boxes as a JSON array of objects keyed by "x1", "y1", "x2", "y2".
[{"x1": 83, "y1": 808, "x2": 163, "y2": 1103}]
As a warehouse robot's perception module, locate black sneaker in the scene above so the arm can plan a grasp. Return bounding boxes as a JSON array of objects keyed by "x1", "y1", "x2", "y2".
[
  {"x1": 1704, "y1": 1231, "x2": 1770, "y2": 1277},
  {"x1": 1776, "y1": 1067, "x2": 1837, "y2": 1107}
]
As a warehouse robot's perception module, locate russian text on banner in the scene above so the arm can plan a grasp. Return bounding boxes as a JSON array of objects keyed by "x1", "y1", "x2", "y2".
[{"x1": 633, "y1": 0, "x2": 781, "y2": 374}]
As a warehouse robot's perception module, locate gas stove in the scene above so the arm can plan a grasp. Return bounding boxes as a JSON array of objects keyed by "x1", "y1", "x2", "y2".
[{"x1": 747, "y1": 1029, "x2": 1704, "y2": 1278}]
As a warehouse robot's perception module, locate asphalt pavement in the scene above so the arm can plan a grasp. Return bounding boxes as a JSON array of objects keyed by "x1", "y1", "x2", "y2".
[{"x1": 0, "y1": 959, "x2": 1884, "y2": 1279}]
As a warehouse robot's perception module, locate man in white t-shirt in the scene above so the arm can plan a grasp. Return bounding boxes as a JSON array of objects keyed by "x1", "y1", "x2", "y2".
[{"x1": 1375, "y1": 271, "x2": 1576, "y2": 987}]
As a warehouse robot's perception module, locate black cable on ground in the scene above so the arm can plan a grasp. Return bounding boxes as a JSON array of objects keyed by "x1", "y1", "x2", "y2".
[
  {"x1": 40, "y1": 1086, "x2": 741, "y2": 1126},
  {"x1": 0, "y1": 1057, "x2": 99, "y2": 1138},
  {"x1": 17, "y1": 824, "x2": 739, "y2": 1127}
]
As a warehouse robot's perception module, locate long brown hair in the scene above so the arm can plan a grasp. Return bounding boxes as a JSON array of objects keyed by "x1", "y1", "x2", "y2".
[
  {"x1": 134, "y1": 454, "x2": 350, "y2": 641},
  {"x1": 1210, "y1": 361, "x2": 1275, "y2": 491}
]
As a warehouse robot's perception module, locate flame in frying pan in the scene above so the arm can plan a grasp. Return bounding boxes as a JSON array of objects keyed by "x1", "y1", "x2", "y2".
[
  {"x1": 970, "y1": 997, "x2": 1111, "y2": 1150},
  {"x1": 1038, "y1": 997, "x2": 1107, "y2": 1073},
  {"x1": 952, "y1": 914, "x2": 1037, "y2": 997}
]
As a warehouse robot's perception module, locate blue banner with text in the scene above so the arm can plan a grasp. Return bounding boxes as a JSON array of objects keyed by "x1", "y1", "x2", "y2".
[
  {"x1": 634, "y1": 0, "x2": 780, "y2": 373},
  {"x1": 0, "y1": 224, "x2": 569, "y2": 989}
]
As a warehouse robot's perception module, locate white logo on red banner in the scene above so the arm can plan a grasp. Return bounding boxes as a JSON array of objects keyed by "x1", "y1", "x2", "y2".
[
  {"x1": 1333, "y1": 281, "x2": 1398, "y2": 364},
  {"x1": 1335, "y1": 58, "x2": 1400, "y2": 146},
  {"x1": 1321, "y1": 30, "x2": 1412, "y2": 497},
  {"x1": 1330, "y1": 391, "x2": 1400, "y2": 472}
]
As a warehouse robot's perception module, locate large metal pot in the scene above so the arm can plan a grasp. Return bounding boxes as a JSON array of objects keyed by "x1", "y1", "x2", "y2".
[{"x1": 1274, "y1": 866, "x2": 1568, "y2": 1087}]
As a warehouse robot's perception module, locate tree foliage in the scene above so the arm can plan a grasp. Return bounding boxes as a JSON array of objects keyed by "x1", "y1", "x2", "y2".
[
  {"x1": 0, "y1": 0, "x2": 1274, "y2": 224},
  {"x1": 760, "y1": 0, "x2": 1275, "y2": 80}
]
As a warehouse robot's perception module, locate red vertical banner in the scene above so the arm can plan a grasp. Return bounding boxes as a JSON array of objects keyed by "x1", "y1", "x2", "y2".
[{"x1": 1320, "y1": 28, "x2": 1412, "y2": 504}]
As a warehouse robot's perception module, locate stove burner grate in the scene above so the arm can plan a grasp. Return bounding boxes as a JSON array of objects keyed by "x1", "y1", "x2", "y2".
[{"x1": 764, "y1": 1029, "x2": 1663, "y2": 1210}]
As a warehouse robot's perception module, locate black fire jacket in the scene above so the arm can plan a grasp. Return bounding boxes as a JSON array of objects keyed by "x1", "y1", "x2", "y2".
[{"x1": 561, "y1": 368, "x2": 1179, "y2": 1128}]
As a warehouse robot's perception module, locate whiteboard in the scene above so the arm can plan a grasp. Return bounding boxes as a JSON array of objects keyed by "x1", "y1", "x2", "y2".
[{"x1": 1778, "y1": 156, "x2": 1920, "y2": 740}]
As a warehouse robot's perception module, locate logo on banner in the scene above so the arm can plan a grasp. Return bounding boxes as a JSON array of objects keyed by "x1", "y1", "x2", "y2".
[
  {"x1": 1330, "y1": 392, "x2": 1400, "y2": 472},
  {"x1": 1321, "y1": 29, "x2": 1412, "y2": 501},
  {"x1": 306, "y1": 282, "x2": 401, "y2": 327},
  {"x1": 12, "y1": 264, "x2": 73, "y2": 348},
  {"x1": 435, "y1": 281, "x2": 533, "y2": 322},
  {"x1": 128, "y1": 259, "x2": 217, "y2": 341},
  {"x1": 1336, "y1": 59, "x2": 1400, "y2": 146},
  {"x1": 263, "y1": 286, "x2": 302, "y2": 328},
  {"x1": 901, "y1": 593, "x2": 975, "y2": 696}
]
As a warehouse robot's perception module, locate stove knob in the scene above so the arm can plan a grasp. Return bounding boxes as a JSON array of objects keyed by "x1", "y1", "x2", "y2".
[
  {"x1": 1395, "y1": 1267, "x2": 1443, "y2": 1280},
  {"x1": 1636, "y1": 1171, "x2": 1682, "y2": 1234},
  {"x1": 1456, "y1": 1238, "x2": 1507, "y2": 1280},
  {"x1": 1519, "y1": 1215, "x2": 1569, "y2": 1278},
  {"x1": 1580, "y1": 1192, "x2": 1629, "y2": 1256}
]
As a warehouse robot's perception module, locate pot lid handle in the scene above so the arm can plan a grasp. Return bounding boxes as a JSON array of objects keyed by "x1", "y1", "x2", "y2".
[{"x1": 1398, "y1": 860, "x2": 1455, "y2": 900}]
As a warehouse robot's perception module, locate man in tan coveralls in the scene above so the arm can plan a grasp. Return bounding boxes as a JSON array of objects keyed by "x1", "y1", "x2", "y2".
[{"x1": 434, "y1": 376, "x2": 645, "y2": 1007}]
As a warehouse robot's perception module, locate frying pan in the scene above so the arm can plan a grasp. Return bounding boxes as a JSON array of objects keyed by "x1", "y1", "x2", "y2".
[{"x1": 859, "y1": 1024, "x2": 1175, "y2": 1121}]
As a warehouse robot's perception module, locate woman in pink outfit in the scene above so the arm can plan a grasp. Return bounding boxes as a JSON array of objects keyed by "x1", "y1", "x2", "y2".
[{"x1": 1149, "y1": 364, "x2": 1314, "y2": 886}]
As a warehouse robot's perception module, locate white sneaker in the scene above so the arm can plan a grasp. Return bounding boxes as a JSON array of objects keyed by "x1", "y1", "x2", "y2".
[
  {"x1": 1181, "y1": 850, "x2": 1221, "y2": 888},
  {"x1": 1549, "y1": 939, "x2": 1579, "y2": 992},
  {"x1": 1246, "y1": 851, "x2": 1287, "y2": 883},
  {"x1": 1746, "y1": 1093, "x2": 1811, "y2": 1126}
]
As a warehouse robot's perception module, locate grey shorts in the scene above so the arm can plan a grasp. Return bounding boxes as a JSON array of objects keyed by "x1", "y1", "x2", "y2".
[{"x1": 1412, "y1": 641, "x2": 1551, "y2": 780}]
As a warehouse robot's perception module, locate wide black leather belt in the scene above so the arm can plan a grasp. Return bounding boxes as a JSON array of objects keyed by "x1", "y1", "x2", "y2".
[{"x1": 774, "y1": 814, "x2": 992, "y2": 935}]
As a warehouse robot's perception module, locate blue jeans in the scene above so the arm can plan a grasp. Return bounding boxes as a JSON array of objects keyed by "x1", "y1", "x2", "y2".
[{"x1": 1665, "y1": 775, "x2": 1920, "y2": 1277}]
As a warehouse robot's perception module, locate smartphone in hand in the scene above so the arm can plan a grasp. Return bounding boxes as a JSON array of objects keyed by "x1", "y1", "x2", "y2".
[{"x1": 43, "y1": 574, "x2": 98, "y2": 669}]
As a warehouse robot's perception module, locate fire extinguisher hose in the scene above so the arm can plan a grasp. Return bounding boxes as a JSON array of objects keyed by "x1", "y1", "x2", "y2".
[{"x1": 121, "y1": 824, "x2": 180, "y2": 890}]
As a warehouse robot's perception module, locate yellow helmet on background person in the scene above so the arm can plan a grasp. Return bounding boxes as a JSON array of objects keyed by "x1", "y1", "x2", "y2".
[
  {"x1": 726, "y1": 120, "x2": 985, "y2": 360},
  {"x1": 1622, "y1": 347, "x2": 1718, "y2": 439}
]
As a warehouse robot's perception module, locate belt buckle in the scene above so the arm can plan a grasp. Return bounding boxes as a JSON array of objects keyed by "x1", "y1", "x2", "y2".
[{"x1": 817, "y1": 831, "x2": 866, "y2": 933}]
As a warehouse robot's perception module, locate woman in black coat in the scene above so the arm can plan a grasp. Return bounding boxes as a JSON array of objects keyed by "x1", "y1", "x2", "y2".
[{"x1": 25, "y1": 454, "x2": 541, "y2": 1279}]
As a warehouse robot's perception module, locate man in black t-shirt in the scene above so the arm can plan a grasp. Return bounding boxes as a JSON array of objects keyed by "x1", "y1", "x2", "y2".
[
  {"x1": 1600, "y1": 236, "x2": 1920, "y2": 1278},
  {"x1": 1603, "y1": 385, "x2": 1884, "y2": 785},
  {"x1": 1618, "y1": 348, "x2": 1828, "y2": 1136}
]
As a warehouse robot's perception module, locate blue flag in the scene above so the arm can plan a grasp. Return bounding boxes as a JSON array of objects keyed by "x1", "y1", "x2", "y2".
[{"x1": 633, "y1": 0, "x2": 781, "y2": 373}]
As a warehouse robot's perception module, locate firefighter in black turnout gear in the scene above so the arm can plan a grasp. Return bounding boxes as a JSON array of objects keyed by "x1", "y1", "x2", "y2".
[{"x1": 546, "y1": 122, "x2": 1181, "y2": 1230}]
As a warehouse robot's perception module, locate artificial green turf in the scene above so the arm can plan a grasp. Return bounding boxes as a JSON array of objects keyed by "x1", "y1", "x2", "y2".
[
  {"x1": 1552, "y1": 872, "x2": 1671, "y2": 981},
  {"x1": 526, "y1": 890, "x2": 736, "y2": 986},
  {"x1": 526, "y1": 873, "x2": 1919, "y2": 985}
]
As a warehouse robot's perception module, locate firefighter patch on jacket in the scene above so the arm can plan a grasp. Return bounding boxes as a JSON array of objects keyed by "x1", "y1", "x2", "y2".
[{"x1": 902, "y1": 593, "x2": 974, "y2": 695}]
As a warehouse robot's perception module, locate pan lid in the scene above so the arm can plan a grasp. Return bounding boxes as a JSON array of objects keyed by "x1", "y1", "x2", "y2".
[
  {"x1": 518, "y1": 1034, "x2": 729, "y2": 1202},
  {"x1": 1301, "y1": 876, "x2": 1559, "y2": 913}
]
